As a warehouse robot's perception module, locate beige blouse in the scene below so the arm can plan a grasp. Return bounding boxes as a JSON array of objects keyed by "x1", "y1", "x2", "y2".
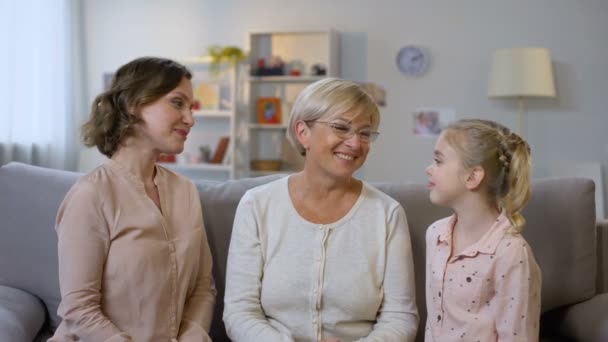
[
  {"x1": 49, "y1": 159, "x2": 216, "y2": 342},
  {"x1": 424, "y1": 212, "x2": 542, "y2": 342}
]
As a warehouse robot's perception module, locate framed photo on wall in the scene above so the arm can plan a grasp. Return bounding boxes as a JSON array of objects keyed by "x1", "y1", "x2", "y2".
[
  {"x1": 412, "y1": 107, "x2": 455, "y2": 137},
  {"x1": 194, "y1": 82, "x2": 220, "y2": 110},
  {"x1": 257, "y1": 97, "x2": 282, "y2": 124}
]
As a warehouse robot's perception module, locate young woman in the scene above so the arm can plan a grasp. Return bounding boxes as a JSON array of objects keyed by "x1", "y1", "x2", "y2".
[
  {"x1": 425, "y1": 119, "x2": 541, "y2": 341},
  {"x1": 50, "y1": 57, "x2": 216, "y2": 341}
]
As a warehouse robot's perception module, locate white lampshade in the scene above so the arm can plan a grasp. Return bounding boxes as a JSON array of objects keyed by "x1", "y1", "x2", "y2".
[{"x1": 487, "y1": 47, "x2": 556, "y2": 98}]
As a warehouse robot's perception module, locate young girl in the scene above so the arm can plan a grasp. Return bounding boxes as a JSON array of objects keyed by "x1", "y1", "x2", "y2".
[{"x1": 424, "y1": 119, "x2": 541, "y2": 341}]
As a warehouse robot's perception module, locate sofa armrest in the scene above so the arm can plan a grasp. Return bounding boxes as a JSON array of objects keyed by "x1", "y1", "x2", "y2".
[
  {"x1": 558, "y1": 293, "x2": 608, "y2": 342},
  {"x1": 0, "y1": 285, "x2": 46, "y2": 342},
  {"x1": 598, "y1": 219, "x2": 608, "y2": 293}
]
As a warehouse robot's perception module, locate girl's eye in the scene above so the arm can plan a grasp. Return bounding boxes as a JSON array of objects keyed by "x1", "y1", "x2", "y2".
[{"x1": 434, "y1": 158, "x2": 442, "y2": 164}]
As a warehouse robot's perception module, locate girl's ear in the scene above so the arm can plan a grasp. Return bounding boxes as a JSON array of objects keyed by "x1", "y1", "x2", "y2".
[
  {"x1": 464, "y1": 165, "x2": 485, "y2": 190},
  {"x1": 295, "y1": 120, "x2": 311, "y2": 150}
]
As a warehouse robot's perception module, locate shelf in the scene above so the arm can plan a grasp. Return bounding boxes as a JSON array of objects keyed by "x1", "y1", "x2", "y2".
[
  {"x1": 159, "y1": 163, "x2": 231, "y2": 172},
  {"x1": 193, "y1": 109, "x2": 232, "y2": 118},
  {"x1": 245, "y1": 30, "x2": 339, "y2": 179},
  {"x1": 249, "y1": 123, "x2": 288, "y2": 130},
  {"x1": 248, "y1": 76, "x2": 325, "y2": 83}
]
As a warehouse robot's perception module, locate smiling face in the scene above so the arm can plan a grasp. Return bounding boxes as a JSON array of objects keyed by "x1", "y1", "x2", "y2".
[
  {"x1": 133, "y1": 77, "x2": 194, "y2": 155},
  {"x1": 425, "y1": 131, "x2": 471, "y2": 207},
  {"x1": 298, "y1": 110, "x2": 372, "y2": 180}
]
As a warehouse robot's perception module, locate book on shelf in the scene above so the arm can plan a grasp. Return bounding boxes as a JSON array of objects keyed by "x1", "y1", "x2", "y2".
[{"x1": 209, "y1": 136, "x2": 230, "y2": 164}]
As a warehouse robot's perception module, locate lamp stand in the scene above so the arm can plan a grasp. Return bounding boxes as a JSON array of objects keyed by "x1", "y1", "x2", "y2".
[{"x1": 518, "y1": 96, "x2": 525, "y2": 137}]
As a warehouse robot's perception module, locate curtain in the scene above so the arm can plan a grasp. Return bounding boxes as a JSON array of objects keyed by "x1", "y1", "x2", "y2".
[{"x1": 0, "y1": 0, "x2": 85, "y2": 170}]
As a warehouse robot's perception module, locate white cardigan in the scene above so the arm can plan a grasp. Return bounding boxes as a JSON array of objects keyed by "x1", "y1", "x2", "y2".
[{"x1": 223, "y1": 176, "x2": 418, "y2": 342}]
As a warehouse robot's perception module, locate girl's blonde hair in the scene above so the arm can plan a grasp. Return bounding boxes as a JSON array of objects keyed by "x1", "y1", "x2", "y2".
[
  {"x1": 444, "y1": 119, "x2": 532, "y2": 232},
  {"x1": 286, "y1": 78, "x2": 380, "y2": 156}
]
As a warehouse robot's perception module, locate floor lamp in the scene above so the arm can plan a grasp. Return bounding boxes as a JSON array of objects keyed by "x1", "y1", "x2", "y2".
[{"x1": 487, "y1": 47, "x2": 556, "y2": 136}]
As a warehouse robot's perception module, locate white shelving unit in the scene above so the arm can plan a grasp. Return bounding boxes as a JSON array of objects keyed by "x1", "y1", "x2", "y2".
[
  {"x1": 244, "y1": 30, "x2": 340, "y2": 177},
  {"x1": 162, "y1": 58, "x2": 238, "y2": 180}
]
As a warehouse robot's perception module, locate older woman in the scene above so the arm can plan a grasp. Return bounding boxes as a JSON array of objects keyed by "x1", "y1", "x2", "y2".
[{"x1": 223, "y1": 78, "x2": 418, "y2": 342}]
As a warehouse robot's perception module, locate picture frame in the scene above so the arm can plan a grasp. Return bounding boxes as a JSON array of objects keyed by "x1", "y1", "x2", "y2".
[
  {"x1": 412, "y1": 107, "x2": 455, "y2": 137},
  {"x1": 193, "y1": 82, "x2": 220, "y2": 110},
  {"x1": 257, "y1": 97, "x2": 282, "y2": 124}
]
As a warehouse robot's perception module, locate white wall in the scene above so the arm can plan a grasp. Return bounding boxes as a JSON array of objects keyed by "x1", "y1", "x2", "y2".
[{"x1": 82, "y1": 0, "x2": 608, "y2": 214}]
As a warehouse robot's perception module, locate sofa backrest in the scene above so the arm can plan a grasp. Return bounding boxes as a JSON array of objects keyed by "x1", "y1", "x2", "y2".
[
  {"x1": 522, "y1": 177, "x2": 597, "y2": 311},
  {"x1": 194, "y1": 175, "x2": 283, "y2": 341},
  {"x1": 0, "y1": 162, "x2": 598, "y2": 341},
  {"x1": 0, "y1": 163, "x2": 77, "y2": 329}
]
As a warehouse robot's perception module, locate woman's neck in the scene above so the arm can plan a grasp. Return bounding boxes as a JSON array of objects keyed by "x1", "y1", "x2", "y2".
[
  {"x1": 111, "y1": 144, "x2": 157, "y2": 186},
  {"x1": 288, "y1": 170, "x2": 362, "y2": 225},
  {"x1": 293, "y1": 168, "x2": 360, "y2": 202}
]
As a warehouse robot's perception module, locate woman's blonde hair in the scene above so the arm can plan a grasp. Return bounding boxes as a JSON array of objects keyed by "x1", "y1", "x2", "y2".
[
  {"x1": 286, "y1": 78, "x2": 380, "y2": 156},
  {"x1": 81, "y1": 57, "x2": 192, "y2": 157},
  {"x1": 444, "y1": 119, "x2": 532, "y2": 232}
]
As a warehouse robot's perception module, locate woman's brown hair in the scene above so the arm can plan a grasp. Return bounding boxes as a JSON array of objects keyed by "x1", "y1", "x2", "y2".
[{"x1": 81, "y1": 57, "x2": 192, "y2": 157}]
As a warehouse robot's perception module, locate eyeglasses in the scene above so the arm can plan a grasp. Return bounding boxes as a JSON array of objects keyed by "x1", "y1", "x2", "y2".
[{"x1": 308, "y1": 120, "x2": 380, "y2": 143}]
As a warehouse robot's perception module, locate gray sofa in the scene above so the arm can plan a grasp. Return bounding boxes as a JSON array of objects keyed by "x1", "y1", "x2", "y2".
[{"x1": 1, "y1": 162, "x2": 607, "y2": 342}]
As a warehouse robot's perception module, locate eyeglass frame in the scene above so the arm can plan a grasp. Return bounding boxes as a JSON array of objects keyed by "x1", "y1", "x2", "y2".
[{"x1": 305, "y1": 120, "x2": 380, "y2": 143}]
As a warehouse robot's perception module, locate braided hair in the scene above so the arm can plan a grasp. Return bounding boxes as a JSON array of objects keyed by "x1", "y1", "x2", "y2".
[{"x1": 444, "y1": 119, "x2": 532, "y2": 232}]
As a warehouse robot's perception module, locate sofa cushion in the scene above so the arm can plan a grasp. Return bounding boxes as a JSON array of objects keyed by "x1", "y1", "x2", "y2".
[
  {"x1": 0, "y1": 163, "x2": 78, "y2": 329},
  {"x1": 373, "y1": 182, "x2": 452, "y2": 340},
  {"x1": 522, "y1": 178, "x2": 597, "y2": 312},
  {"x1": 0, "y1": 285, "x2": 46, "y2": 342},
  {"x1": 194, "y1": 175, "x2": 284, "y2": 341}
]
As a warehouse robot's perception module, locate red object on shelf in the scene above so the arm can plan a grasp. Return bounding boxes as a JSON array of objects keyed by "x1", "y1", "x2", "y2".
[
  {"x1": 192, "y1": 100, "x2": 200, "y2": 110},
  {"x1": 290, "y1": 69, "x2": 301, "y2": 76},
  {"x1": 257, "y1": 58, "x2": 265, "y2": 68}
]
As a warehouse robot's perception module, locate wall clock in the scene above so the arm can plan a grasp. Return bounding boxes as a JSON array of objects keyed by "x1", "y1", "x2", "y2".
[{"x1": 397, "y1": 45, "x2": 430, "y2": 76}]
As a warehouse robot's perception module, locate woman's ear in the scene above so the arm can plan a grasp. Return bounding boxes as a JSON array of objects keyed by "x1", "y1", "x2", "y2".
[
  {"x1": 295, "y1": 120, "x2": 310, "y2": 149},
  {"x1": 464, "y1": 166, "x2": 485, "y2": 190},
  {"x1": 128, "y1": 104, "x2": 138, "y2": 117}
]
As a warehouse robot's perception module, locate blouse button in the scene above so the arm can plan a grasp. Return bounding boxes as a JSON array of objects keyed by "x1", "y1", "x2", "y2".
[
  {"x1": 437, "y1": 315, "x2": 442, "y2": 321},
  {"x1": 438, "y1": 291, "x2": 441, "y2": 297}
]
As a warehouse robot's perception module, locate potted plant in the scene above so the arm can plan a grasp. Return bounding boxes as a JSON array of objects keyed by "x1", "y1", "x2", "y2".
[{"x1": 208, "y1": 45, "x2": 246, "y2": 75}]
